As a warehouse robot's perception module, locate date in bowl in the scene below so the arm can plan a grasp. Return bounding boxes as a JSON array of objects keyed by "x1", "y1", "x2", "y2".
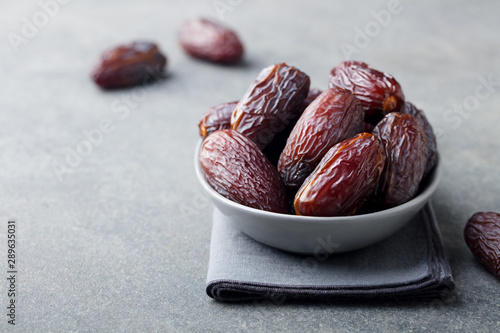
[{"x1": 195, "y1": 141, "x2": 441, "y2": 254}]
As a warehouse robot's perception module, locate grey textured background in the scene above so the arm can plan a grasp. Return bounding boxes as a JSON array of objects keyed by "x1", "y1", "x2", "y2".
[{"x1": 1, "y1": 0, "x2": 499, "y2": 332}]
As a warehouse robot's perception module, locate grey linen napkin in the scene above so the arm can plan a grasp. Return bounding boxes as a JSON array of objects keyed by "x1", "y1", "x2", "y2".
[{"x1": 206, "y1": 202, "x2": 454, "y2": 302}]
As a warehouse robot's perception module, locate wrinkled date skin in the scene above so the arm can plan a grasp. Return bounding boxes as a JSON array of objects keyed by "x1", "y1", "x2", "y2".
[
  {"x1": 91, "y1": 41, "x2": 167, "y2": 89},
  {"x1": 328, "y1": 60, "x2": 405, "y2": 124},
  {"x1": 401, "y1": 102, "x2": 438, "y2": 176},
  {"x1": 199, "y1": 129, "x2": 289, "y2": 214},
  {"x1": 198, "y1": 101, "x2": 239, "y2": 138},
  {"x1": 178, "y1": 18, "x2": 244, "y2": 63},
  {"x1": 372, "y1": 113, "x2": 428, "y2": 208},
  {"x1": 278, "y1": 87, "x2": 364, "y2": 190},
  {"x1": 464, "y1": 212, "x2": 500, "y2": 280},
  {"x1": 294, "y1": 133, "x2": 385, "y2": 216},
  {"x1": 231, "y1": 63, "x2": 310, "y2": 150},
  {"x1": 263, "y1": 88, "x2": 323, "y2": 166}
]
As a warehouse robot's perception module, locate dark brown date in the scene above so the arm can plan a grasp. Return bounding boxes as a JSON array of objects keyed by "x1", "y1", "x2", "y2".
[
  {"x1": 199, "y1": 129, "x2": 289, "y2": 214},
  {"x1": 198, "y1": 101, "x2": 238, "y2": 138},
  {"x1": 278, "y1": 87, "x2": 364, "y2": 190},
  {"x1": 294, "y1": 133, "x2": 385, "y2": 216},
  {"x1": 178, "y1": 18, "x2": 244, "y2": 63},
  {"x1": 263, "y1": 88, "x2": 323, "y2": 166},
  {"x1": 329, "y1": 61, "x2": 405, "y2": 123},
  {"x1": 401, "y1": 102, "x2": 438, "y2": 176},
  {"x1": 91, "y1": 41, "x2": 167, "y2": 89},
  {"x1": 464, "y1": 212, "x2": 500, "y2": 280},
  {"x1": 231, "y1": 63, "x2": 310, "y2": 150},
  {"x1": 372, "y1": 113, "x2": 428, "y2": 207}
]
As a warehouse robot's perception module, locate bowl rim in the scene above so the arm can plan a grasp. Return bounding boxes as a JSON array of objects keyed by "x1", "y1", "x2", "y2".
[{"x1": 194, "y1": 138, "x2": 441, "y2": 223}]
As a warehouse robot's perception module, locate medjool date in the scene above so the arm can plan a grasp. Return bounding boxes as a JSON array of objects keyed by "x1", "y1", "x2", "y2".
[
  {"x1": 199, "y1": 129, "x2": 289, "y2": 214},
  {"x1": 372, "y1": 113, "x2": 428, "y2": 207},
  {"x1": 464, "y1": 212, "x2": 500, "y2": 280},
  {"x1": 91, "y1": 41, "x2": 167, "y2": 89},
  {"x1": 231, "y1": 63, "x2": 310, "y2": 150},
  {"x1": 278, "y1": 87, "x2": 364, "y2": 190},
  {"x1": 329, "y1": 61, "x2": 404, "y2": 123},
  {"x1": 294, "y1": 133, "x2": 385, "y2": 216},
  {"x1": 178, "y1": 17, "x2": 244, "y2": 63}
]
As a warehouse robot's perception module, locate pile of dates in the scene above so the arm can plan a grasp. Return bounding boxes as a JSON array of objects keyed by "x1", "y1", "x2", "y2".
[{"x1": 198, "y1": 61, "x2": 438, "y2": 217}]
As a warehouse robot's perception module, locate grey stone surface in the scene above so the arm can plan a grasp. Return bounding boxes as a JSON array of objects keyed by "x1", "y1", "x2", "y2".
[{"x1": 0, "y1": 0, "x2": 499, "y2": 332}]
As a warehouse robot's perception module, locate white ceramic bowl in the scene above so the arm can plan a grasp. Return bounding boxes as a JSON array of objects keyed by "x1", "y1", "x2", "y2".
[{"x1": 195, "y1": 140, "x2": 441, "y2": 254}]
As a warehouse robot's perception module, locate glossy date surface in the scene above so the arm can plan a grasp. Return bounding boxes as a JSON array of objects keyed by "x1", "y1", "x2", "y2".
[
  {"x1": 464, "y1": 212, "x2": 500, "y2": 280},
  {"x1": 231, "y1": 63, "x2": 310, "y2": 150},
  {"x1": 199, "y1": 129, "x2": 289, "y2": 214},
  {"x1": 372, "y1": 112, "x2": 428, "y2": 207},
  {"x1": 294, "y1": 133, "x2": 385, "y2": 216},
  {"x1": 329, "y1": 60, "x2": 405, "y2": 123},
  {"x1": 278, "y1": 87, "x2": 364, "y2": 190}
]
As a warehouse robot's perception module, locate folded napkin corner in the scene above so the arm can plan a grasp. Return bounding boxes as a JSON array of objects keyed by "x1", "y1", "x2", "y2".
[{"x1": 206, "y1": 203, "x2": 454, "y2": 303}]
